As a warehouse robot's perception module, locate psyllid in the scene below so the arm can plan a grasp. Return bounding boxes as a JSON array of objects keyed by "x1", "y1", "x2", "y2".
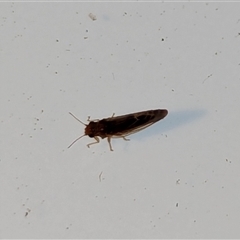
[{"x1": 68, "y1": 109, "x2": 168, "y2": 151}]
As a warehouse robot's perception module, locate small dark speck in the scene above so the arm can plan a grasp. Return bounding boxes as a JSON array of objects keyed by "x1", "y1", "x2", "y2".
[
  {"x1": 55, "y1": 72, "x2": 58, "y2": 74},
  {"x1": 25, "y1": 208, "x2": 31, "y2": 217},
  {"x1": 176, "y1": 203, "x2": 178, "y2": 207},
  {"x1": 56, "y1": 39, "x2": 59, "y2": 42},
  {"x1": 162, "y1": 38, "x2": 164, "y2": 41},
  {"x1": 99, "y1": 171, "x2": 103, "y2": 182}
]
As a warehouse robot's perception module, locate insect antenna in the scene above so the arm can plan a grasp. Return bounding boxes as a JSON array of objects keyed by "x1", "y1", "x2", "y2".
[
  {"x1": 68, "y1": 134, "x2": 85, "y2": 148},
  {"x1": 68, "y1": 112, "x2": 87, "y2": 148},
  {"x1": 69, "y1": 112, "x2": 87, "y2": 126}
]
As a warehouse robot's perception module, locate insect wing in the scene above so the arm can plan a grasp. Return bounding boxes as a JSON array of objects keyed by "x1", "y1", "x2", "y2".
[
  {"x1": 111, "y1": 121, "x2": 155, "y2": 138},
  {"x1": 104, "y1": 109, "x2": 167, "y2": 137}
]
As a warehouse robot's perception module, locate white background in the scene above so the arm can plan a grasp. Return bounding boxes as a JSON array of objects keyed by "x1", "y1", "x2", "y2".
[{"x1": 1, "y1": 2, "x2": 240, "y2": 238}]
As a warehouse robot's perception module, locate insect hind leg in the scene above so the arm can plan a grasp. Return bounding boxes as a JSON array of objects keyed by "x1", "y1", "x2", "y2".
[
  {"x1": 107, "y1": 137, "x2": 114, "y2": 151},
  {"x1": 122, "y1": 136, "x2": 130, "y2": 141},
  {"x1": 87, "y1": 136, "x2": 100, "y2": 148}
]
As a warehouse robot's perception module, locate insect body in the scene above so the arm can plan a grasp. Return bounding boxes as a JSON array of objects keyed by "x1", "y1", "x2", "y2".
[{"x1": 68, "y1": 109, "x2": 168, "y2": 151}]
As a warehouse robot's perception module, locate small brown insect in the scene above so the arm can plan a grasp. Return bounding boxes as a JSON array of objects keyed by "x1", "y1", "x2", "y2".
[{"x1": 68, "y1": 109, "x2": 168, "y2": 151}]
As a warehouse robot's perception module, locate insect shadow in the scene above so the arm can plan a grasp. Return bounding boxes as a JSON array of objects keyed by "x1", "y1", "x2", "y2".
[{"x1": 130, "y1": 109, "x2": 207, "y2": 140}]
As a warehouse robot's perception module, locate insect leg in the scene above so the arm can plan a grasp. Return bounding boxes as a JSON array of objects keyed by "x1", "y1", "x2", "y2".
[
  {"x1": 87, "y1": 136, "x2": 100, "y2": 148},
  {"x1": 107, "y1": 137, "x2": 114, "y2": 151},
  {"x1": 122, "y1": 136, "x2": 130, "y2": 141},
  {"x1": 87, "y1": 116, "x2": 99, "y2": 122}
]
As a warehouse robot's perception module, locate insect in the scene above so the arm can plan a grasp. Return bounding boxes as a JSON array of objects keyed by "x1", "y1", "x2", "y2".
[{"x1": 68, "y1": 109, "x2": 168, "y2": 151}]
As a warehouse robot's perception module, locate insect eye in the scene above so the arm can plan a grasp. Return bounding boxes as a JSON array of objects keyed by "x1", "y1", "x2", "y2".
[{"x1": 89, "y1": 134, "x2": 94, "y2": 138}]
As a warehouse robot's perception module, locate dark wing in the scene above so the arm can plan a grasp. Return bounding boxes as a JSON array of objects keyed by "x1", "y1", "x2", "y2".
[{"x1": 103, "y1": 109, "x2": 168, "y2": 137}]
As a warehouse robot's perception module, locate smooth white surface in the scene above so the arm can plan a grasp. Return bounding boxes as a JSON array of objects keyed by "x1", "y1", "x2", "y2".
[{"x1": 1, "y1": 2, "x2": 240, "y2": 238}]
